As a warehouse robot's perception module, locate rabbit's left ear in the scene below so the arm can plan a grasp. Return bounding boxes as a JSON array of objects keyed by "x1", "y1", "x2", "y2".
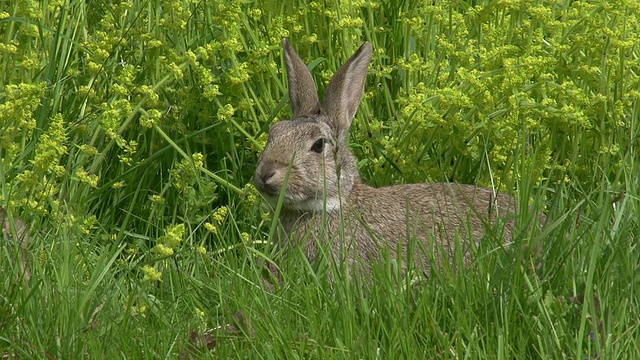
[
  {"x1": 283, "y1": 38, "x2": 321, "y2": 118},
  {"x1": 321, "y1": 42, "x2": 373, "y2": 144}
]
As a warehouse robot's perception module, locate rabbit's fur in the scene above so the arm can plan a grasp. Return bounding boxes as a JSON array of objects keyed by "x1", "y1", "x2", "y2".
[{"x1": 255, "y1": 39, "x2": 517, "y2": 275}]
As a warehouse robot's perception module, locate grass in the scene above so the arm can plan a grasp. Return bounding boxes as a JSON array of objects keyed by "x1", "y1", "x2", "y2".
[{"x1": 1, "y1": 0, "x2": 639, "y2": 358}]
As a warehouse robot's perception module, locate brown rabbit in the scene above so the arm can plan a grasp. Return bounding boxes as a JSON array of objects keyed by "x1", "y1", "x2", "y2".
[
  {"x1": 255, "y1": 39, "x2": 518, "y2": 276},
  {"x1": 1, "y1": 206, "x2": 31, "y2": 280}
]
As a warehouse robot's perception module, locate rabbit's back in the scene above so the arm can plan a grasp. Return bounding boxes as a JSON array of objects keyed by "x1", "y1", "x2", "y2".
[{"x1": 281, "y1": 182, "x2": 516, "y2": 275}]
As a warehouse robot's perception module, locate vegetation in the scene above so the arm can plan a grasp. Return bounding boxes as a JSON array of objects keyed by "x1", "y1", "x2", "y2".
[{"x1": 1, "y1": 0, "x2": 638, "y2": 358}]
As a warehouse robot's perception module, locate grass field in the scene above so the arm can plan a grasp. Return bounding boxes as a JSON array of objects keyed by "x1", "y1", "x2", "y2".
[{"x1": 1, "y1": 0, "x2": 639, "y2": 358}]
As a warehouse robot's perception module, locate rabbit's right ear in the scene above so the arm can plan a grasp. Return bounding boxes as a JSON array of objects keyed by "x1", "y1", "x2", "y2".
[
  {"x1": 283, "y1": 38, "x2": 321, "y2": 118},
  {"x1": 321, "y1": 42, "x2": 373, "y2": 145}
]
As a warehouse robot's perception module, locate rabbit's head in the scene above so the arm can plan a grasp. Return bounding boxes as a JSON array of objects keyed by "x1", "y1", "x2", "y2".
[{"x1": 255, "y1": 39, "x2": 373, "y2": 212}]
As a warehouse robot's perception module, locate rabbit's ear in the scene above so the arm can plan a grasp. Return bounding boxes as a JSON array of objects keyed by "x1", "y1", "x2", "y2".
[
  {"x1": 283, "y1": 38, "x2": 321, "y2": 117},
  {"x1": 322, "y1": 42, "x2": 373, "y2": 144}
]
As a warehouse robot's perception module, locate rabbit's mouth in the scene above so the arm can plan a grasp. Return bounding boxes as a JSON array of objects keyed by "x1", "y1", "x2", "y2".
[
  {"x1": 256, "y1": 182, "x2": 281, "y2": 197},
  {"x1": 257, "y1": 185, "x2": 341, "y2": 213},
  {"x1": 255, "y1": 181, "x2": 292, "y2": 206}
]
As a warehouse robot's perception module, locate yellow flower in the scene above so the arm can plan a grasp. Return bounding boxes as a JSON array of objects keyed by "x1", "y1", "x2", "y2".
[
  {"x1": 152, "y1": 243, "x2": 174, "y2": 257},
  {"x1": 79, "y1": 144, "x2": 98, "y2": 156},
  {"x1": 112, "y1": 181, "x2": 125, "y2": 189},
  {"x1": 191, "y1": 153, "x2": 204, "y2": 168},
  {"x1": 164, "y1": 224, "x2": 185, "y2": 248},
  {"x1": 243, "y1": 183, "x2": 261, "y2": 206},
  {"x1": 217, "y1": 104, "x2": 235, "y2": 122},
  {"x1": 195, "y1": 308, "x2": 206, "y2": 320},
  {"x1": 142, "y1": 265, "x2": 162, "y2": 281},
  {"x1": 148, "y1": 39, "x2": 163, "y2": 48},
  {"x1": 204, "y1": 222, "x2": 217, "y2": 234},
  {"x1": 212, "y1": 206, "x2": 228, "y2": 223},
  {"x1": 241, "y1": 232, "x2": 250, "y2": 245},
  {"x1": 129, "y1": 303, "x2": 147, "y2": 317},
  {"x1": 75, "y1": 168, "x2": 99, "y2": 187},
  {"x1": 149, "y1": 194, "x2": 165, "y2": 204}
]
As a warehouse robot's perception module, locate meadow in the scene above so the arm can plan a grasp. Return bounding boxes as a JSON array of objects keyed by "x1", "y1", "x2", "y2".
[{"x1": 1, "y1": 0, "x2": 639, "y2": 358}]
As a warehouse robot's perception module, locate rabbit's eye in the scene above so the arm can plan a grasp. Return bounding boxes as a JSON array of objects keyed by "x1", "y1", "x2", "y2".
[{"x1": 310, "y1": 138, "x2": 327, "y2": 153}]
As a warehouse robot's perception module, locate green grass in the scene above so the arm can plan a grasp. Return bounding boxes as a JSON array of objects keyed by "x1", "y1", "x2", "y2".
[{"x1": 1, "y1": 0, "x2": 639, "y2": 358}]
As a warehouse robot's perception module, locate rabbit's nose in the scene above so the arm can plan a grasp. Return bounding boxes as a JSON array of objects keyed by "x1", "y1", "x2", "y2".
[
  {"x1": 260, "y1": 169, "x2": 276, "y2": 184},
  {"x1": 255, "y1": 167, "x2": 280, "y2": 195}
]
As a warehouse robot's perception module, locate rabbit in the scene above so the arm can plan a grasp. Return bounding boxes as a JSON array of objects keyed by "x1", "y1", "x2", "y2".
[
  {"x1": 1, "y1": 206, "x2": 31, "y2": 281},
  {"x1": 254, "y1": 38, "x2": 518, "y2": 276}
]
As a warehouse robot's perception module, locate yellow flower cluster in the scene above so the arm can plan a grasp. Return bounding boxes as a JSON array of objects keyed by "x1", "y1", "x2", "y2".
[
  {"x1": 212, "y1": 206, "x2": 228, "y2": 223},
  {"x1": 204, "y1": 222, "x2": 218, "y2": 235},
  {"x1": 142, "y1": 265, "x2": 162, "y2": 282},
  {"x1": 170, "y1": 153, "x2": 204, "y2": 191},
  {"x1": 242, "y1": 183, "x2": 261, "y2": 207},
  {"x1": 151, "y1": 223, "x2": 185, "y2": 258},
  {"x1": 217, "y1": 104, "x2": 235, "y2": 122}
]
